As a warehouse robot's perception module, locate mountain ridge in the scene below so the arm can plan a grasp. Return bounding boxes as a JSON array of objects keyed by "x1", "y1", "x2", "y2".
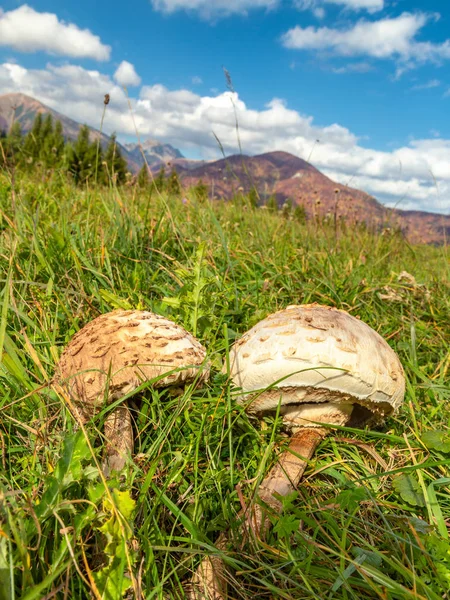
[{"x1": 0, "y1": 92, "x2": 448, "y2": 245}]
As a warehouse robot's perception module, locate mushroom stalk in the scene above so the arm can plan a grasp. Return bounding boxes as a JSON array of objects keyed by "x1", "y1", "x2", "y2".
[
  {"x1": 103, "y1": 404, "x2": 134, "y2": 474},
  {"x1": 251, "y1": 427, "x2": 327, "y2": 534},
  {"x1": 186, "y1": 427, "x2": 327, "y2": 600}
]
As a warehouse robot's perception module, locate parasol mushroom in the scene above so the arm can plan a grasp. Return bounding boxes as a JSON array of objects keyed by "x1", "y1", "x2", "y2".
[
  {"x1": 55, "y1": 309, "x2": 209, "y2": 473},
  {"x1": 188, "y1": 303, "x2": 405, "y2": 598},
  {"x1": 230, "y1": 303, "x2": 405, "y2": 531}
]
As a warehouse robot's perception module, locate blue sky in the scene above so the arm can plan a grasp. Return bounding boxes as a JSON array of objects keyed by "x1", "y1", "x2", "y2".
[{"x1": 0, "y1": 0, "x2": 449, "y2": 212}]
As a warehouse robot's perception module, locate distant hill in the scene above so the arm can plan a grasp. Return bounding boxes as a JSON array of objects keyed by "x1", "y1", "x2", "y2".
[
  {"x1": 175, "y1": 151, "x2": 450, "y2": 246},
  {"x1": 0, "y1": 93, "x2": 448, "y2": 245}
]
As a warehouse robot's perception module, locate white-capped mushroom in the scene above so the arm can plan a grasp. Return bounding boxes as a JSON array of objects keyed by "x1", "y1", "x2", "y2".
[
  {"x1": 55, "y1": 309, "x2": 209, "y2": 472},
  {"x1": 231, "y1": 303, "x2": 405, "y2": 528},
  {"x1": 188, "y1": 303, "x2": 405, "y2": 599}
]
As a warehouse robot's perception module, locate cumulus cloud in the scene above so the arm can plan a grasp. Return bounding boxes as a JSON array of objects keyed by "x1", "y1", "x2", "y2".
[
  {"x1": 0, "y1": 60, "x2": 448, "y2": 213},
  {"x1": 0, "y1": 5, "x2": 111, "y2": 60},
  {"x1": 294, "y1": 0, "x2": 383, "y2": 14},
  {"x1": 150, "y1": 0, "x2": 278, "y2": 18},
  {"x1": 114, "y1": 61, "x2": 141, "y2": 87},
  {"x1": 282, "y1": 12, "x2": 450, "y2": 71}
]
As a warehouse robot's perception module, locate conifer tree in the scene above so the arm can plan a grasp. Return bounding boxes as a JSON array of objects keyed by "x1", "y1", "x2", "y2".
[
  {"x1": 71, "y1": 125, "x2": 94, "y2": 184},
  {"x1": 51, "y1": 120, "x2": 65, "y2": 166},
  {"x1": 137, "y1": 164, "x2": 150, "y2": 188},
  {"x1": 267, "y1": 195, "x2": 279, "y2": 213},
  {"x1": 0, "y1": 121, "x2": 22, "y2": 166},
  {"x1": 193, "y1": 179, "x2": 208, "y2": 202},
  {"x1": 23, "y1": 113, "x2": 43, "y2": 164},
  {"x1": 167, "y1": 168, "x2": 181, "y2": 196},
  {"x1": 9, "y1": 121, "x2": 23, "y2": 158},
  {"x1": 40, "y1": 115, "x2": 55, "y2": 167},
  {"x1": 104, "y1": 133, "x2": 128, "y2": 185},
  {"x1": 248, "y1": 186, "x2": 259, "y2": 208},
  {"x1": 152, "y1": 165, "x2": 166, "y2": 193}
]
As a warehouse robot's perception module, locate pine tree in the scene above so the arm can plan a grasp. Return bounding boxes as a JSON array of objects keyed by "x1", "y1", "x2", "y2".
[
  {"x1": 293, "y1": 204, "x2": 307, "y2": 223},
  {"x1": 23, "y1": 113, "x2": 43, "y2": 165},
  {"x1": 137, "y1": 164, "x2": 150, "y2": 188},
  {"x1": 63, "y1": 142, "x2": 77, "y2": 180},
  {"x1": 267, "y1": 195, "x2": 278, "y2": 213},
  {"x1": 104, "y1": 133, "x2": 128, "y2": 185},
  {"x1": 72, "y1": 125, "x2": 92, "y2": 184},
  {"x1": 167, "y1": 168, "x2": 181, "y2": 196},
  {"x1": 40, "y1": 114, "x2": 55, "y2": 167},
  {"x1": 248, "y1": 186, "x2": 259, "y2": 208},
  {"x1": 152, "y1": 166, "x2": 166, "y2": 193},
  {"x1": 0, "y1": 121, "x2": 22, "y2": 166},
  {"x1": 9, "y1": 121, "x2": 23, "y2": 158},
  {"x1": 51, "y1": 120, "x2": 65, "y2": 166},
  {"x1": 193, "y1": 179, "x2": 208, "y2": 202}
]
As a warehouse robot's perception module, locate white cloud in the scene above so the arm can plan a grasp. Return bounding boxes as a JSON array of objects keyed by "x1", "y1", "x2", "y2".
[
  {"x1": 294, "y1": 0, "x2": 383, "y2": 13},
  {"x1": 0, "y1": 60, "x2": 449, "y2": 213},
  {"x1": 410, "y1": 79, "x2": 441, "y2": 91},
  {"x1": 114, "y1": 61, "x2": 141, "y2": 87},
  {"x1": 282, "y1": 12, "x2": 450, "y2": 71},
  {"x1": 150, "y1": 0, "x2": 278, "y2": 18},
  {"x1": 0, "y1": 5, "x2": 110, "y2": 61},
  {"x1": 331, "y1": 61, "x2": 373, "y2": 73},
  {"x1": 192, "y1": 75, "x2": 203, "y2": 84}
]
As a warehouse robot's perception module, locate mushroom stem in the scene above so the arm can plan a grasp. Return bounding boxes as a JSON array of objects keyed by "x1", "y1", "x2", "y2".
[
  {"x1": 250, "y1": 427, "x2": 327, "y2": 536},
  {"x1": 103, "y1": 405, "x2": 133, "y2": 475},
  {"x1": 185, "y1": 535, "x2": 228, "y2": 600},
  {"x1": 186, "y1": 427, "x2": 327, "y2": 599}
]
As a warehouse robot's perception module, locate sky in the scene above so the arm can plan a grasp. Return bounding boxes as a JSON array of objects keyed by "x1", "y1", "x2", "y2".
[{"x1": 0, "y1": 0, "x2": 449, "y2": 213}]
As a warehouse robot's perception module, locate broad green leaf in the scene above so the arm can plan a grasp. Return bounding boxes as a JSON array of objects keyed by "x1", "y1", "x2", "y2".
[
  {"x1": 273, "y1": 514, "x2": 301, "y2": 538},
  {"x1": 334, "y1": 486, "x2": 367, "y2": 512},
  {"x1": 422, "y1": 431, "x2": 450, "y2": 454},
  {"x1": 393, "y1": 475, "x2": 426, "y2": 507},
  {"x1": 92, "y1": 558, "x2": 132, "y2": 600}
]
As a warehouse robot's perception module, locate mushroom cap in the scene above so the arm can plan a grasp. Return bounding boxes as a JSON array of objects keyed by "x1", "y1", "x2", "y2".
[
  {"x1": 228, "y1": 304, "x2": 405, "y2": 424},
  {"x1": 56, "y1": 309, "x2": 209, "y2": 416}
]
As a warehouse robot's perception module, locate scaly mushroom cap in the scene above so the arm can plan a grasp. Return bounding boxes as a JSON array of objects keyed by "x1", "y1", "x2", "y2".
[
  {"x1": 228, "y1": 304, "x2": 405, "y2": 428},
  {"x1": 56, "y1": 309, "x2": 209, "y2": 417}
]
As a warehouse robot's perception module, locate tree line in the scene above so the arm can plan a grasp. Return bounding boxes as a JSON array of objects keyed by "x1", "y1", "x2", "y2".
[
  {"x1": 0, "y1": 113, "x2": 306, "y2": 217},
  {"x1": 0, "y1": 113, "x2": 130, "y2": 185}
]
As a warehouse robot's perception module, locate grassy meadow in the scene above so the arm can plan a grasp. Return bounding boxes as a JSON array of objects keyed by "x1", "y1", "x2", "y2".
[{"x1": 0, "y1": 170, "x2": 449, "y2": 599}]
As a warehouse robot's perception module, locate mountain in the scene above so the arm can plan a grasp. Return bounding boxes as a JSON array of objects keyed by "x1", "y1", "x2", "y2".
[
  {"x1": 0, "y1": 93, "x2": 145, "y2": 170},
  {"x1": 0, "y1": 94, "x2": 448, "y2": 244},
  {"x1": 125, "y1": 139, "x2": 184, "y2": 168},
  {"x1": 175, "y1": 151, "x2": 450, "y2": 246}
]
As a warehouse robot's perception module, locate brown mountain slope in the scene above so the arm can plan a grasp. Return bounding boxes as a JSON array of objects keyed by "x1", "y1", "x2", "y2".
[{"x1": 177, "y1": 151, "x2": 449, "y2": 246}]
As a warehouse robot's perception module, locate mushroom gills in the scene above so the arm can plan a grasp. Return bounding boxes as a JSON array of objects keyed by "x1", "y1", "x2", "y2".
[{"x1": 281, "y1": 401, "x2": 354, "y2": 429}]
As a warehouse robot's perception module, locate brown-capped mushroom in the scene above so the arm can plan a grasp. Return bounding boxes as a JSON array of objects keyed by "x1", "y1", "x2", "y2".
[
  {"x1": 188, "y1": 303, "x2": 405, "y2": 599},
  {"x1": 55, "y1": 309, "x2": 209, "y2": 472}
]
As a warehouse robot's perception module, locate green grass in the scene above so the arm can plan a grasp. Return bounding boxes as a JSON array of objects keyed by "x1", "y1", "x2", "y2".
[{"x1": 0, "y1": 171, "x2": 449, "y2": 599}]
